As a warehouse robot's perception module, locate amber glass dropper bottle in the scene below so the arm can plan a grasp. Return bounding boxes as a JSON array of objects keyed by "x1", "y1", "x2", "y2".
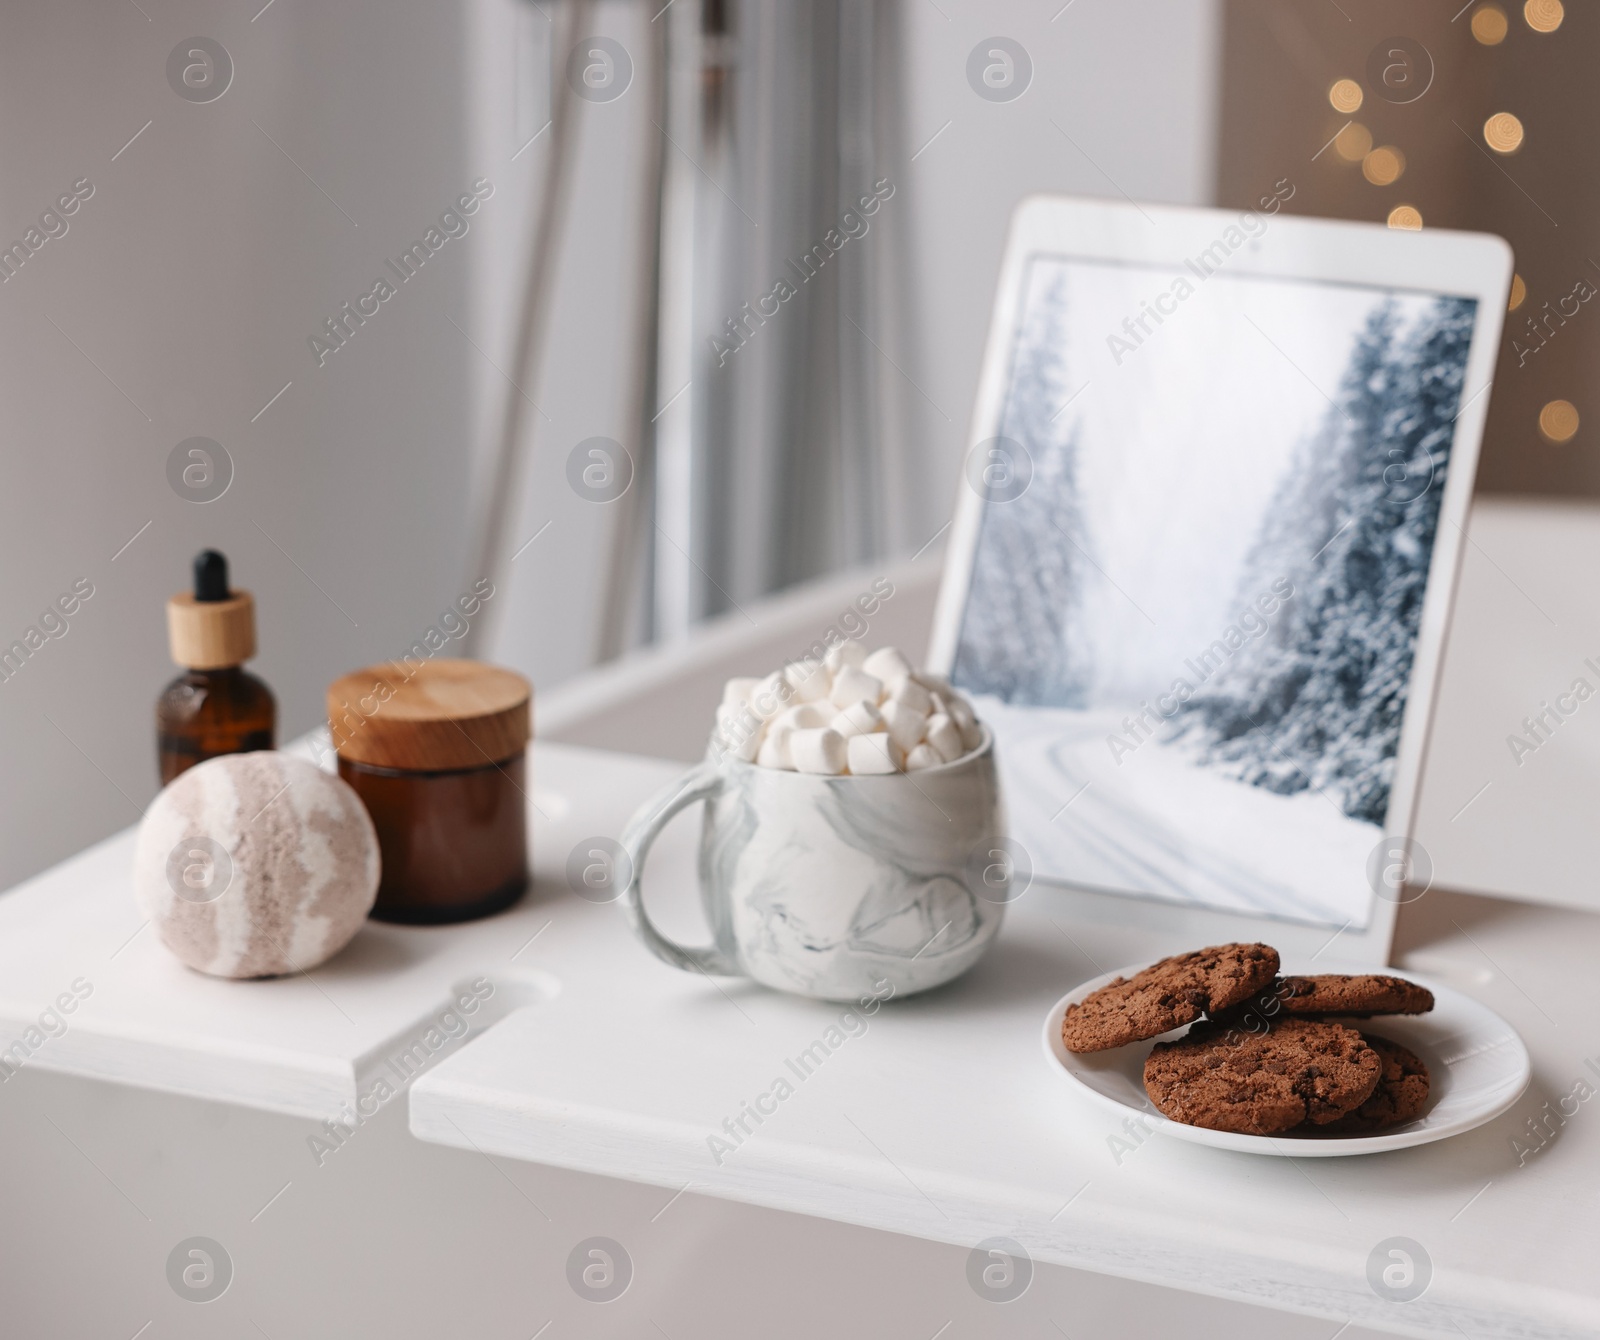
[{"x1": 157, "y1": 549, "x2": 276, "y2": 784}]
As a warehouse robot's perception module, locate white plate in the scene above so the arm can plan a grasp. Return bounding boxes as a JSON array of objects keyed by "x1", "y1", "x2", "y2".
[{"x1": 1041, "y1": 958, "x2": 1531, "y2": 1157}]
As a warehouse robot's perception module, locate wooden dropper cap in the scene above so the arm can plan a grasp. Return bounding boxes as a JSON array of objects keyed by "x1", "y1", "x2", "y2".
[{"x1": 167, "y1": 550, "x2": 257, "y2": 669}]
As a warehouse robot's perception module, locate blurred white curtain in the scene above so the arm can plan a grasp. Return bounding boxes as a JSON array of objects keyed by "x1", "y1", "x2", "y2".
[{"x1": 602, "y1": 0, "x2": 918, "y2": 652}]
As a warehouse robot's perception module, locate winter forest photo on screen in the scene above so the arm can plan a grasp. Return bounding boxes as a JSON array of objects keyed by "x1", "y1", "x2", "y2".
[{"x1": 951, "y1": 255, "x2": 1478, "y2": 927}]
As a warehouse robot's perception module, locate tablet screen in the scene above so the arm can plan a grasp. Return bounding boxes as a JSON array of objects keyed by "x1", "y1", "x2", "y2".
[{"x1": 951, "y1": 253, "x2": 1478, "y2": 929}]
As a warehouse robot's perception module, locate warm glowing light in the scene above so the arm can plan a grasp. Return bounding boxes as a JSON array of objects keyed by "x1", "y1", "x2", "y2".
[
  {"x1": 1472, "y1": 5, "x2": 1509, "y2": 43},
  {"x1": 1539, "y1": 399, "x2": 1580, "y2": 443},
  {"x1": 1484, "y1": 112, "x2": 1525, "y2": 153},
  {"x1": 1524, "y1": 0, "x2": 1564, "y2": 33},
  {"x1": 1509, "y1": 274, "x2": 1527, "y2": 310},
  {"x1": 1329, "y1": 79, "x2": 1364, "y2": 114},
  {"x1": 1387, "y1": 205, "x2": 1424, "y2": 231},
  {"x1": 1335, "y1": 122, "x2": 1374, "y2": 163},
  {"x1": 1364, "y1": 146, "x2": 1406, "y2": 186}
]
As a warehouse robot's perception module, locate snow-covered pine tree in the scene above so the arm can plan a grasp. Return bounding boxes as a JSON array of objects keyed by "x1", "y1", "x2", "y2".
[
  {"x1": 1173, "y1": 295, "x2": 1476, "y2": 824},
  {"x1": 952, "y1": 267, "x2": 1094, "y2": 705}
]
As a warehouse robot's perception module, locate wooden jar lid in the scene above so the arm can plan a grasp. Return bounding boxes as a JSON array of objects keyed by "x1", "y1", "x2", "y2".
[
  {"x1": 167, "y1": 591, "x2": 256, "y2": 669},
  {"x1": 327, "y1": 658, "x2": 531, "y2": 772}
]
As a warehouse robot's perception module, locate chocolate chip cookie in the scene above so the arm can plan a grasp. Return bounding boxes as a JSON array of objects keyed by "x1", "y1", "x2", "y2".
[
  {"x1": 1312, "y1": 1034, "x2": 1430, "y2": 1133},
  {"x1": 1274, "y1": 974, "x2": 1434, "y2": 1018},
  {"x1": 1143, "y1": 1018, "x2": 1382, "y2": 1134},
  {"x1": 1061, "y1": 943, "x2": 1280, "y2": 1054}
]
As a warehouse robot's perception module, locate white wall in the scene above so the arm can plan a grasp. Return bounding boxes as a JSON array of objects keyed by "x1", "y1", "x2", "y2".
[{"x1": 0, "y1": 0, "x2": 480, "y2": 887}]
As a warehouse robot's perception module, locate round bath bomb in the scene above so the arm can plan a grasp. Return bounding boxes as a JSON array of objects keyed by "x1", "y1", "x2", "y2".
[{"x1": 134, "y1": 752, "x2": 380, "y2": 978}]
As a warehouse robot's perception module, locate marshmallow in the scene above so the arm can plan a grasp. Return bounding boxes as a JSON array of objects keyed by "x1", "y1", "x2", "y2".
[
  {"x1": 706, "y1": 646, "x2": 983, "y2": 774},
  {"x1": 824, "y1": 640, "x2": 868, "y2": 674},
  {"x1": 784, "y1": 659, "x2": 830, "y2": 703},
  {"x1": 863, "y1": 647, "x2": 913, "y2": 686},
  {"x1": 829, "y1": 667, "x2": 882, "y2": 709},
  {"x1": 880, "y1": 700, "x2": 928, "y2": 752},
  {"x1": 749, "y1": 671, "x2": 790, "y2": 720},
  {"x1": 847, "y1": 733, "x2": 899, "y2": 775},
  {"x1": 776, "y1": 703, "x2": 832, "y2": 732},
  {"x1": 757, "y1": 725, "x2": 795, "y2": 770},
  {"x1": 925, "y1": 713, "x2": 963, "y2": 763},
  {"x1": 724, "y1": 717, "x2": 765, "y2": 762},
  {"x1": 832, "y1": 700, "x2": 885, "y2": 739},
  {"x1": 949, "y1": 697, "x2": 983, "y2": 751},
  {"x1": 715, "y1": 703, "x2": 761, "y2": 757},
  {"x1": 790, "y1": 727, "x2": 847, "y2": 775},
  {"x1": 885, "y1": 676, "x2": 932, "y2": 716}
]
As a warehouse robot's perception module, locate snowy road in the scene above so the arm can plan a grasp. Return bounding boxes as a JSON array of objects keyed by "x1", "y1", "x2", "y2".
[{"x1": 981, "y1": 700, "x2": 1379, "y2": 928}]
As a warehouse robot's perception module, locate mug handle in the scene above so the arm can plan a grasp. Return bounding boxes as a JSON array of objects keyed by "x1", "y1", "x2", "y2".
[{"x1": 619, "y1": 761, "x2": 742, "y2": 977}]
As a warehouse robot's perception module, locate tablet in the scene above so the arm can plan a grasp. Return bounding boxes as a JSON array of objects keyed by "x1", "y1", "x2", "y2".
[{"x1": 927, "y1": 195, "x2": 1512, "y2": 963}]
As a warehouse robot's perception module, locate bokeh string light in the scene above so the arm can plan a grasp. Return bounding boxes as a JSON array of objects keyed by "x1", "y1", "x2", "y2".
[
  {"x1": 1473, "y1": 5, "x2": 1510, "y2": 44},
  {"x1": 1363, "y1": 146, "x2": 1406, "y2": 186},
  {"x1": 1539, "y1": 399, "x2": 1580, "y2": 443},
  {"x1": 1322, "y1": 14, "x2": 1570, "y2": 445},
  {"x1": 1524, "y1": 0, "x2": 1564, "y2": 35},
  {"x1": 1328, "y1": 79, "x2": 1364, "y2": 114},
  {"x1": 1334, "y1": 121, "x2": 1373, "y2": 163},
  {"x1": 1484, "y1": 111, "x2": 1525, "y2": 154}
]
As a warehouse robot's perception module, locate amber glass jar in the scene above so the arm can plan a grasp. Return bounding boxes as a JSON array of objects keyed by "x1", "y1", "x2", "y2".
[{"x1": 329, "y1": 659, "x2": 531, "y2": 924}]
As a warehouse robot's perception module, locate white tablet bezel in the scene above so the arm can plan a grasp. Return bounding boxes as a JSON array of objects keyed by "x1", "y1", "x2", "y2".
[{"x1": 927, "y1": 195, "x2": 1512, "y2": 964}]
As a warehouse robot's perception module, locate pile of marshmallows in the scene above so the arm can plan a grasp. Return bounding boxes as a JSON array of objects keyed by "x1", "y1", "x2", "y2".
[{"x1": 712, "y1": 645, "x2": 984, "y2": 775}]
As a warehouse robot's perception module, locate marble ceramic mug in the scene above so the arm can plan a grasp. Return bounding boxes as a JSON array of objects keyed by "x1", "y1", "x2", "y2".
[{"x1": 619, "y1": 728, "x2": 1009, "y2": 1001}]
